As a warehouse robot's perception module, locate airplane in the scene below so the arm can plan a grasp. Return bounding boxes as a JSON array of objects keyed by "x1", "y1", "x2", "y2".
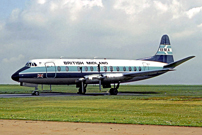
[{"x1": 11, "y1": 35, "x2": 195, "y2": 96}]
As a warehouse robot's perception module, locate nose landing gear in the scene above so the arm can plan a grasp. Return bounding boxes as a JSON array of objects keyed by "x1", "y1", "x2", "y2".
[
  {"x1": 32, "y1": 87, "x2": 39, "y2": 96},
  {"x1": 32, "y1": 91, "x2": 39, "y2": 96}
]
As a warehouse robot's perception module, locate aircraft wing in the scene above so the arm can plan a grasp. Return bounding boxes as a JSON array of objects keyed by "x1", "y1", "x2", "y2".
[
  {"x1": 82, "y1": 68, "x2": 174, "y2": 83},
  {"x1": 81, "y1": 56, "x2": 195, "y2": 83}
]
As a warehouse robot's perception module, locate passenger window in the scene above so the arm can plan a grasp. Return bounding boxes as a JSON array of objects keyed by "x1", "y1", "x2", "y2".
[
  {"x1": 85, "y1": 66, "x2": 88, "y2": 71},
  {"x1": 139, "y1": 66, "x2": 141, "y2": 71},
  {"x1": 104, "y1": 66, "x2": 107, "y2": 72},
  {"x1": 66, "y1": 66, "x2": 69, "y2": 71},
  {"x1": 134, "y1": 67, "x2": 137, "y2": 71},
  {"x1": 110, "y1": 66, "x2": 113, "y2": 72},
  {"x1": 129, "y1": 67, "x2": 132, "y2": 71},
  {"x1": 77, "y1": 66, "x2": 81, "y2": 71},
  {"x1": 116, "y1": 66, "x2": 119, "y2": 71},
  {"x1": 57, "y1": 66, "x2": 61, "y2": 71},
  {"x1": 123, "y1": 66, "x2": 126, "y2": 71},
  {"x1": 90, "y1": 66, "x2": 93, "y2": 71}
]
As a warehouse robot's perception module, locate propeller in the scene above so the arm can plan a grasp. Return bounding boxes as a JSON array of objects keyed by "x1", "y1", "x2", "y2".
[
  {"x1": 99, "y1": 80, "x2": 102, "y2": 91},
  {"x1": 98, "y1": 64, "x2": 101, "y2": 91}
]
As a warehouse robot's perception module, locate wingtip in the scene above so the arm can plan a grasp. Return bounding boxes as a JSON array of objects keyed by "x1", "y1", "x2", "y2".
[{"x1": 188, "y1": 56, "x2": 196, "y2": 60}]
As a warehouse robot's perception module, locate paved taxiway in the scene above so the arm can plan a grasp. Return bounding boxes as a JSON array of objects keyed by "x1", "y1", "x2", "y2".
[{"x1": 0, "y1": 92, "x2": 145, "y2": 98}]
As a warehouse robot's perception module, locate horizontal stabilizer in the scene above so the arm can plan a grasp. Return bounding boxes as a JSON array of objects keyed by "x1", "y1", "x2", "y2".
[{"x1": 164, "y1": 56, "x2": 195, "y2": 68}]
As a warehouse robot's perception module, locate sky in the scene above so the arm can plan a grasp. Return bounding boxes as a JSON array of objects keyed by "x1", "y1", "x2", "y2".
[{"x1": 0, "y1": 0, "x2": 202, "y2": 85}]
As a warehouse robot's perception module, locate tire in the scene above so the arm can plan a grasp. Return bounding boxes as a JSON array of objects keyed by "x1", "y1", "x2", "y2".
[
  {"x1": 35, "y1": 91, "x2": 39, "y2": 96},
  {"x1": 109, "y1": 88, "x2": 118, "y2": 95}
]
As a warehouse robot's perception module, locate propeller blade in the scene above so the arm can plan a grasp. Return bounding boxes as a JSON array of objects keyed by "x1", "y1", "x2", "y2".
[
  {"x1": 81, "y1": 81, "x2": 84, "y2": 93},
  {"x1": 99, "y1": 80, "x2": 101, "y2": 91}
]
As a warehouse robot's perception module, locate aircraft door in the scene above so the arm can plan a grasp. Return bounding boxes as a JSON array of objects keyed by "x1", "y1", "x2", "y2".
[
  {"x1": 45, "y1": 62, "x2": 56, "y2": 78},
  {"x1": 142, "y1": 62, "x2": 150, "y2": 71}
]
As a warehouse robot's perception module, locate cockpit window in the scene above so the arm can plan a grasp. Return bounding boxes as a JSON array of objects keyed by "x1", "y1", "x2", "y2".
[
  {"x1": 32, "y1": 63, "x2": 37, "y2": 66},
  {"x1": 25, "y1": 62, "x2": 31, "y2": 67},
  {"x1": 25, "y1": 62, "x2": 37, "y2": 67}
]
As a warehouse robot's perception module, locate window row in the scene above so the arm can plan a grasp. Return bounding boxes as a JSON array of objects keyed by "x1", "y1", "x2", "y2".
[
  {"x1": 103, "y1": 66, "x2": 142, "y2": 72},
  {"x1": 57, "y1": 66, "x2": 142, "y2": 72}
]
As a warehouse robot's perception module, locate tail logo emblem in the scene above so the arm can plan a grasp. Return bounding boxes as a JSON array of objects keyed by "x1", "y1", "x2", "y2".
[{"x1": 158, "y1": 45, "x2": 172, "y2": 55}]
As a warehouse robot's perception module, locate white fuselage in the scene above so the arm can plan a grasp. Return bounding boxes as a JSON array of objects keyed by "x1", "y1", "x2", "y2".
[{"x1": 17, "y1": 58, "x2": 167, "y2": 85}]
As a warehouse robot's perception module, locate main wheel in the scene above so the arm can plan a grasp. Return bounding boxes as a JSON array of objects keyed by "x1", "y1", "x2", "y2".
[
  {"x1": 77, "y1": 88, "x2": 86, "y2": 94},
  {"x1": 109, "y1": 88, "x2": 118, "y2": 95}
]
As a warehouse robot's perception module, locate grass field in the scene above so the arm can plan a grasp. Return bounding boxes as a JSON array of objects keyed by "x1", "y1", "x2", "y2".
[{"x1": 0, "y1": 85, "x2": 201, "y2": 127}]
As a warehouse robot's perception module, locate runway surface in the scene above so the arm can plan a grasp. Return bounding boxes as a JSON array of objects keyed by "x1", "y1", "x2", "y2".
[{"x1": 0, "y1": 92, "x2": 145, "y2": 98}]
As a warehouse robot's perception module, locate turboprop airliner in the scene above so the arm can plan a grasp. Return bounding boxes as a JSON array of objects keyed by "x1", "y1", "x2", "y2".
[{"x1": 11, "y1": 35, "x2": 195, "y2": 95}]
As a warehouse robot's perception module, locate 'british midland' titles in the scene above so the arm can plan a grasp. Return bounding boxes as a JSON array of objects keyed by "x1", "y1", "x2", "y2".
[{"x1": 63, "y1": 61, "x2": 108, "y2": 65}]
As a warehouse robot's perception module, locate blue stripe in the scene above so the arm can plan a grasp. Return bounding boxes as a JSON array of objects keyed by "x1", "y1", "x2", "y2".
[
  {"x1": 159, "y1": 45, "x2": 172, "y2": 48},
  {"x1": 21, "y1": 66, "x2": 163, "y2": 74}
]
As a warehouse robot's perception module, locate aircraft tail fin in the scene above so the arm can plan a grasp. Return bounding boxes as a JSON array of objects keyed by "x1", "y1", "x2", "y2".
[{"x1": 143, "y1": 35, "x2": 174, "y2": 63}]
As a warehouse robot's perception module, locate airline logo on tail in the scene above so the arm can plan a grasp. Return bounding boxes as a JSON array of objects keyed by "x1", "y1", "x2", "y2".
[{"x1": 157, "y1": 45, "x2": 173, "y2": 55}]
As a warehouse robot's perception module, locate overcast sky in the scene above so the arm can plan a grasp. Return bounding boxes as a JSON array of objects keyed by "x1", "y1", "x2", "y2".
[{"x1": 0, "y1": 0, "x2": 201, "y2": 85}]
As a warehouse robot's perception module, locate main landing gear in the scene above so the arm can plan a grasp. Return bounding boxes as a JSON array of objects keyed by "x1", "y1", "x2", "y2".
[
  {"x1": 77, "y1": 82, "x2": 87, "y2": 94},
  {"x1": 77, "y1": 82, "x2": 120, "y2": 95},
  {"x1": 109, "y1": 83, "x2": 120, "y2": 95}
]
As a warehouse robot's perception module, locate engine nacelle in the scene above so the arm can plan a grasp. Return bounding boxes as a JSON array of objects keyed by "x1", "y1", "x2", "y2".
[
  {"x1": 84, "y1": 74, "x2": 103, "y2": 80},
  {"x1": 103, "y1": 73, "x2": 123, "y2": 78}
]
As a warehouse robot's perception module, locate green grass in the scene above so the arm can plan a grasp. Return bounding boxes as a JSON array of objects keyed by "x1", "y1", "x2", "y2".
[
  {"x1": 0, "y1": 85, "x2": 202, "y2": 127},
  {"x1": 0, "y1": 84, "x2": 202, "y2": 96}
]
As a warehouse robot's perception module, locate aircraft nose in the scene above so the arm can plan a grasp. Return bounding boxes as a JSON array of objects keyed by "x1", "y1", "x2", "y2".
[
  {"x1": 11, "y1": 66, "x2": 29, "y2": 82},
  {"x1": 11, "y1": 72, "x2": 19, "y2": 82}
]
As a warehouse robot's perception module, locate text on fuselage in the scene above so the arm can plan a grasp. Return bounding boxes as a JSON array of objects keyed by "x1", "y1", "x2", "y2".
[{"x1": 63, "y1": 61, "x2": 108, "y2": 65}]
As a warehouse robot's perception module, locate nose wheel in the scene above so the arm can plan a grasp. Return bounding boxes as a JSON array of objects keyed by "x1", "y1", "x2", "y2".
[{"x1": 32, "y1": 87, "x2": 39, "y2": 96}]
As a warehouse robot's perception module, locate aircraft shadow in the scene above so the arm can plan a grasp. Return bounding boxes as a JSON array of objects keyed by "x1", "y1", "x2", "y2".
[
  {"x1": 42, "y1": 91, "x2": 159, "y2": 96},
  {"x1": 0, "y1": 91, "x2": 160, "y2": 98},
  {"x1": 41, "y1": 92, "x2": 108, "y2": 96},
  {"x1": 118, "y1": 91, "x2": 159, "y2": 94}
]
